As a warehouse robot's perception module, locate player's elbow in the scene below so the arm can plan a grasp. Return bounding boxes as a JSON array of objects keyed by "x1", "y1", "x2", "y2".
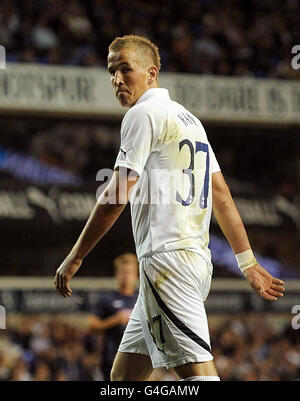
[{"x1": 212, "y1": 182, "x2": 232, "y2": 212}]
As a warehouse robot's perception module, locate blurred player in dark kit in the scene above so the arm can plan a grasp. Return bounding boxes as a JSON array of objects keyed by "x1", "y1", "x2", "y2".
[{"x1": 88, "y1": 253, "x2": 138, "y2": 381}]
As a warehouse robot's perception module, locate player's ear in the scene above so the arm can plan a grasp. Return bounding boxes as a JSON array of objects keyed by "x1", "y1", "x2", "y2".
[{"x1": 147, "y1": 65, "x2": 158, "y2": 84}]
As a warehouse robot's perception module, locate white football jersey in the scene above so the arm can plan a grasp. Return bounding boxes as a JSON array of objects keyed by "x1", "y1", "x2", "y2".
[{"x1": 114, "y1": 88, "x2": 220, "y2": 266}]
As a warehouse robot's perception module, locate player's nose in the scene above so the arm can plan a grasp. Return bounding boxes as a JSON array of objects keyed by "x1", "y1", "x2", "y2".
[{"x1": 114, "y1": 70, "x2": 124, "y2": 86}]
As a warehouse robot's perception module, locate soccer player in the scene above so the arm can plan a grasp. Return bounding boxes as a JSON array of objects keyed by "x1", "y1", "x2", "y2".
[
  {"x1": 88, "y1": 253, "x2": 138, "y2": 381},
  {"x1": 54, "y1": 35, "x2": 285, "y2": 381}
]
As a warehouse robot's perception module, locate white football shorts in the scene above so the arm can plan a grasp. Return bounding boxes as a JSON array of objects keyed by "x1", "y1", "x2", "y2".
[{"x1": 118, "y1": 250, "x2": 214, "y2": 369}]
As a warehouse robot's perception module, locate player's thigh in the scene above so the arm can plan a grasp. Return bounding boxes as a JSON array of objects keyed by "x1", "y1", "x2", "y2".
[
  {"x1": 141, "y1": 251, "x2": 214, "y2": 369},
  {"x1": 174, "y1": 360, "x2": 218, "y2": 379},
  {"x1": 110, "y1": 351, "x2": 153, "y2": 381}
]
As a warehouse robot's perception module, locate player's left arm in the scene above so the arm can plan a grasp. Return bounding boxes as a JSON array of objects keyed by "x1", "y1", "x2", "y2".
[
  {"x1": 212, "y1": 171, "x2": 285, "y2": 301},
  {"x1": 54, "y1": 168, "x2": 138, "y2": 297}
]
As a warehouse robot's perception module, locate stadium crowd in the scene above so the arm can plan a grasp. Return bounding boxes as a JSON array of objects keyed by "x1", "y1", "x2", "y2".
[
  {"x1": 1, "y1": 0, "x2": 299, "y2": 79},
  {"x1": 0, "y1": 0, "x2": 299, "y2": 383},
  {"x1": 0, "y1": 313, "x2": 299, "y2": 381}
]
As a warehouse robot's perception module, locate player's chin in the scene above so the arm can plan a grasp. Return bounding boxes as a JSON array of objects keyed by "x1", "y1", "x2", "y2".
[{"x1": 118, "y1": 94, "x2": 133, "y2": 108}]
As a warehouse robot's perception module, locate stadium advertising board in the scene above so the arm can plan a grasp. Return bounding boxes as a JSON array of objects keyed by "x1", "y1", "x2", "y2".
[
  {"x1": 0, "y1": 63, "x2": 300, "y2": 124},
  {"x1": 0, "y1": 183, "x2": 297, "y2": 229},
  {"x1": 0, "y1": 282, "x2": 299, "y2": 314}
]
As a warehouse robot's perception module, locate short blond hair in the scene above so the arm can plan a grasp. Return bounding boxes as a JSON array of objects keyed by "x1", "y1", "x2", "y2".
[{"x1": 108, "y1": 34, "x2": 161, "y2": 71}]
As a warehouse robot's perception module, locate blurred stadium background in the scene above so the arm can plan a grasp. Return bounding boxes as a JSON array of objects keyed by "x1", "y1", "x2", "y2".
[{"x1": 0, "y1": 0, "x2": 299, "y2": 381}]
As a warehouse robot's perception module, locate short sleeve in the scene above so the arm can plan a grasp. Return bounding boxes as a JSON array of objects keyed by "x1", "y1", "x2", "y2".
[
  {"x1": 209, "y1": 142, "x2": 221, "y2": 174},
  {"x1": 114, "y1": 107, "x2": 153, "y2": 176}
]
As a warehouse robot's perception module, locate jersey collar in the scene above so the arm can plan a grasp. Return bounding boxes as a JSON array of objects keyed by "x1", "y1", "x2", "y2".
[{"x1": 135, "y1": 88, "x2": 170, "y2": 105}]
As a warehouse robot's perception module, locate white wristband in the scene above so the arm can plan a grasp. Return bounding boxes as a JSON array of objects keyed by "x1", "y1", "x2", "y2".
[{"x1": 235, "y1": 249, "x2": 257, "y2": 274}]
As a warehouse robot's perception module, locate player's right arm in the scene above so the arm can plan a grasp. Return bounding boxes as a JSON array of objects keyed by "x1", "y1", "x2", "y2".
[
  {"x1": 212, "y1": 171, "x2": 285, "y2": 301},
  {"x1": 54, "y1": 168, "x2": 138, "y2": 297}
]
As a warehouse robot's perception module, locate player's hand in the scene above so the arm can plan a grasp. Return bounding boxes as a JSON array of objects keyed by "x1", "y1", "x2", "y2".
[
  {"x1": 243, "y1": 263, "x2": 285, "y2": 301},
  {"x1": 54, "y1": 255, "x2": 82, "y2": 297}
]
